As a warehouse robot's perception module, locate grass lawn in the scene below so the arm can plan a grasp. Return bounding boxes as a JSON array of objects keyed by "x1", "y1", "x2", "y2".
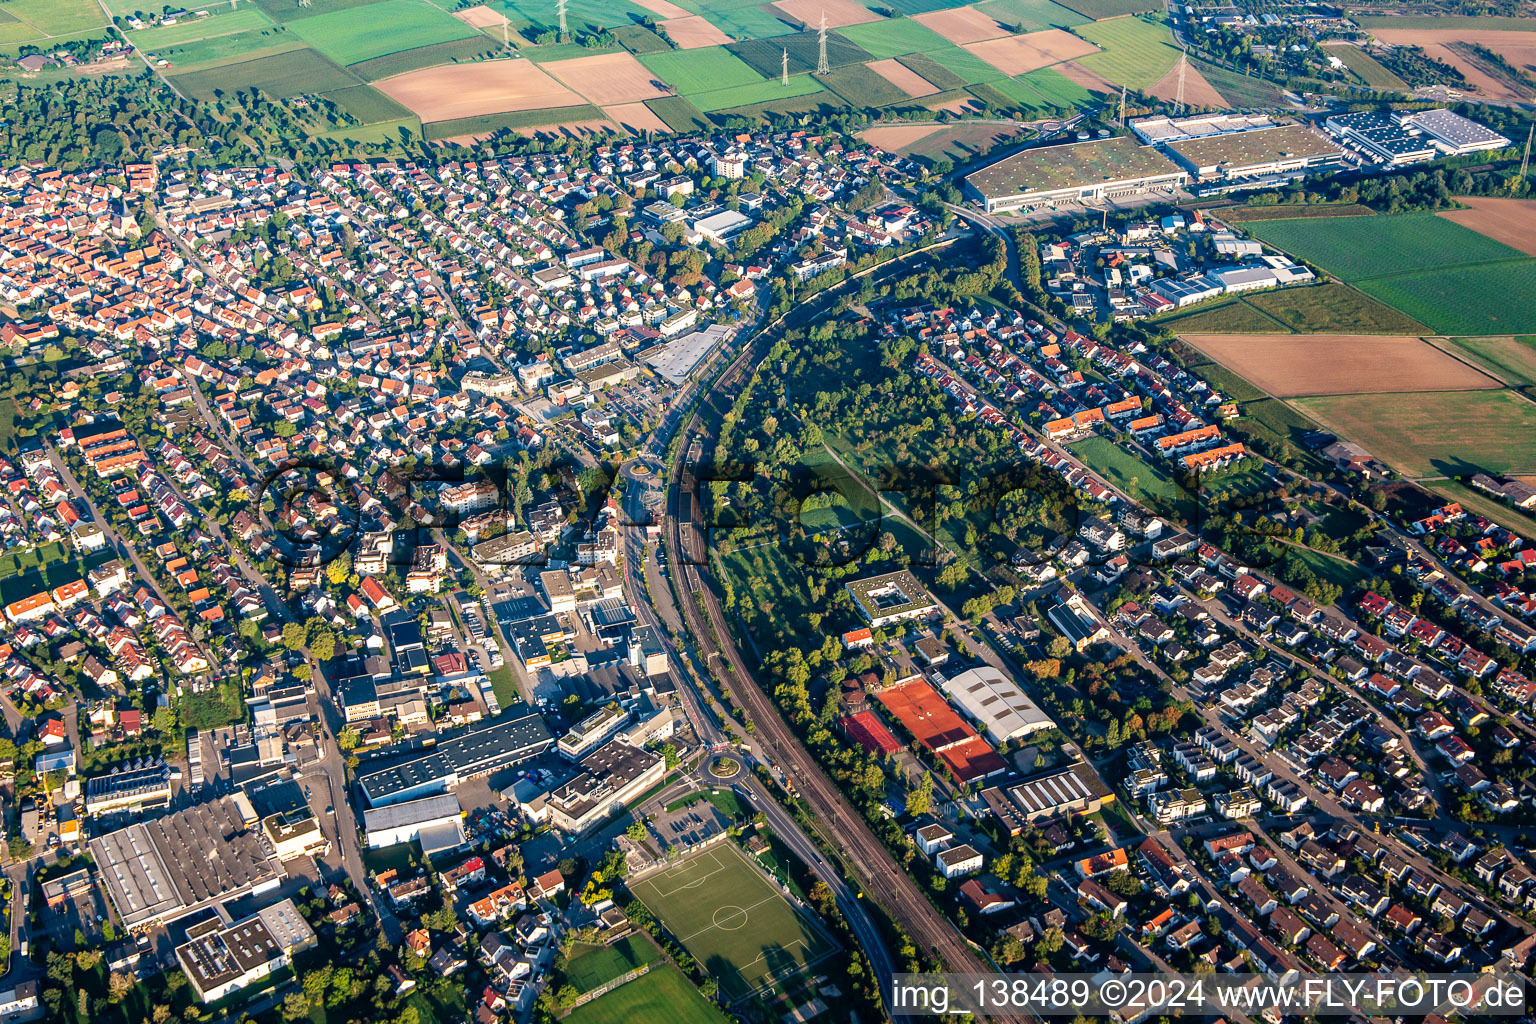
[
  {"x1": 1441, "y1": 336, "x2": 1536, "y2": 386},
  {"x1": 1067, "y1": 434, "x2": 1193, "y2": 515},
  {"x1": 288, "y1": 0, "x2": 477, "y2": 65},
  {"x1": 1240, "y1": 282, "x2": 1431, "y2": 335},
  {"x1": 564, "y1": 936, "x2": 661, "y2": 994},
  {"x1": 1185, "y1": 360, "x2": 1267, "y2": 402},
  {"x1": 1292, "y1": 389, "x2": 1536, "y2": 478},
  {"x1": 1073, "y1": 14, "x2": 1179, "y2": 90},
  {"x1": 564, "y1": 966, "x2": 728, "y2": 1024},
  {"x1": 140, "y1": 29, "x2": 303, "y2": 69},
  {"x1": 1426, "y1": 480, "x2": 1536, "y2": 542},
  {"x1": 626, "y1": 844, "x2": 836, "y2": 1003},
  {"x1": 1322, "y1": 43, "x2": 1407, "y2": 89},
  {"x1": 487, "y1": 665, "x2": 518, "y2": 708},
  {"x1": 407, "y1": 984, "x2": 468, "y2": 1024},
  {"x1": 1288, "y1": 546, "x2": 1367, "y2": 590},
  {"x1": 1160, "y1": 297, "x2": 1289, "y2": 335},
  {"x1": 1244, "y1": 211, "x2": 1529, "y2": 282},
  {"x1": 1358, "y1": 261, "x2": 1536, "y2": 336}
]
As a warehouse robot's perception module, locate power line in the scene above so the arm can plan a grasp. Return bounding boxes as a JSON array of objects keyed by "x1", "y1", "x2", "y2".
[
  {"x1": 782, "y1": 47, "x2": 789, "y2": 87},
  {"x1": 816, "y1": 10, "x2": 829, "y2": 76}
]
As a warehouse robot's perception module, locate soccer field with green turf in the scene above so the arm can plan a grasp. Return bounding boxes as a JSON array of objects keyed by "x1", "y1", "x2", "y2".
[{"x1": 627, "y1": 843, "x2": 838, "y2": 1003}]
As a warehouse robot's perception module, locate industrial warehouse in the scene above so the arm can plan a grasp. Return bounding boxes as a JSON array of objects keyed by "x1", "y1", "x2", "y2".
[
  {"x1": 963, "y1": 135, "x2": 1189, "y2": 213},
  {"x1": 358, "y1": 712, "x2": 555, "y2": 807},
  {"x1": 1163, "y1": 124, "x2": 1345, "y2": 182}
]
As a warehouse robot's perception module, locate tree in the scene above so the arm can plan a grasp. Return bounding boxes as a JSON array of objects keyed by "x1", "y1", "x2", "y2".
[
  {"x1": 661, "y1": 743, "x2": 679, "y2": 769},
  {"x1": 280, "y1": 991, "x2": 310, "y2": 1022},
  {"x1": 625, "y1": 821, "x2": 647, "y2": 841},
  {"x1": 907, "y1": 770, "x2": 935, "y2": 816},
  {"x1": 281, "y1": 621, "x2": 307, "y2": 651}
]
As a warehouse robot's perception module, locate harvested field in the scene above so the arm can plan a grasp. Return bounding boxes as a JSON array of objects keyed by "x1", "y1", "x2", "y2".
[
  {"x1": 603, "y1": 101, "x2": 671, "y2": 133},
  {"x1": 1294, "y1": 389, "x2": 1536, "y2": 478},
  {"x1": 1438, "y1": 197, "x2": 1536, "y2": 257},
  {"x1": 422, "y1": 103, "x2": 604, "y2": 139},
  {"x1": 961, "y1": 27, "x2": 1097, "y2": 74},
  {"x1": 1145, "y1": 58, "x2": 1226, "y2": 107},
  {"x1": 661, "y1": 15, "x2": 733, "y2": 48},
  {"x1": 453, "y1": 4, "x2": 508, "y2": 28},
  {"x1": 867, "y1": 57, "x2": 940, "y2": 96},
  {"x1": 924, "y1": 91, "x2": 983, "y2": 114},
  {"x1": 859, "y1": 123, "x2": 943, "y2": 151},
  {"x1": 1180, "y1": 334, "x2": 1499, "y2": 397},
  {"x1": 1370, "y1": 28, "x2": 1536, "y2": 102},
  {"x1": 516, "y1": 118, "x2": 615, "y2": 137},
  {"x1": 912, "y1": 5, "x2": 1011, "y2": 44},
  {"x1": 630, "y1": 0, "x2": 690, "y2": 17},
  {"x1": 543, "y1": 51, "x2": 669, "y2": 105},
  {"x1": 376, "y1": 59, "x2": 580, "y2": 122},
  {"x1": 772, "y1": 0, "x2": 882, "y2": 28}
]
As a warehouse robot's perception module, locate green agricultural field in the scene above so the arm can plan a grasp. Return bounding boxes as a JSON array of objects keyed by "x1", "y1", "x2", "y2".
[
  {"x1": 500, "y1": 0, "x2": 654, "y2": 30},
  {"x1": 564, "y1": 936, "x2": 662, "y2": 995},
  {"x1": 1244, "y1": 211, "x2": 1528, "y2": 281},
  {"x1": 698, "y1": 3, "x2": 796, "y2": 40},
  {"x1": 731, "y1": 31, "x2": 871, "y2": 77},
  {"x1": 312, "y1": 115, "x2": 421, "y2": 143},
  {"x1": 976, "y1": 0, "x2": 1090, "y2": 29},
  {"x1": 1358, "y1": 261, "x2": 1536, "y2": 336},
  {"x1": 815, "y1": 63, "x2": 909, "y2": 107},
  {"x1": 128, "y1": 8, "x2": 274, "y2": 49},
  {"x1": 1162, "y1": 298, "x2": 1288, "y2": 334},
  {"x1": 970, "y1": 80, "x2": 1036, "y2": 111},
  {"x1": 254, "y1": 0, "x2": 389, "y2": 22},
  {"x1": 611, "y1": 24, "x2": 671, "y2": 55},
  {"x1": 1186, "y1": 360, "x2": 1268, "y2": 402},
  {"x1": 640, "y1": 47, "x2": 763, "y2": 95},
  {"x1": 288, "y1": 0, "x2": 477, "y2": 65},
  {"x1": 1, "y1": 0, "x2": 105, "y2": 35},
  {"x1": 645, "y1": 95, "x2": 710, "y2": 132},
  {"x1": 1241, "y1": 282, "x2": 1430, "y2": 335},
  {"x1": 1190, "y1": 58, "x2": 1285, "y2": 108},
  {"x1": 1322, "y1": 43, "x2": 1407, "y2": 89},
  {"x1": 1220, "y1": 202, "x2": 1376, "y2": 222},
  {"x1": 142, "y1": 29, "x2": 302, "y2": 69},
  {"x1": 627, "y1": 844, "x2": 837, "y2": 1003},
  {"x1": 421, "y1": 103, "x2": 604, "y2": 139},
  {"x1": 1016, "y1": 66, "x2": 1098, "y2": 104},
  {"x1": 707, "y1": 83, "x2": 842, "y2": 118},
  {"x1": 347, "y1": 36, "x2": 499, "y2": 79},
  {"x1": 836, "y1": 17, "x2": 952, "y2": 59},
  {"x1": 1054, "y1": 0, "x2": 1160, "y2": 20},
  {"x1": 1441, "y1": 336, "x2": 1536, "y2": 386},
  {"x1": 1294, "y1": 389, "x2": 1536, "y2": 478},
  {"x1": 319, "y1": 84, "x2": 413, "y2": 123},
  {"x1": 1073, "y1": 15, "x2": 1180, "y2": 89},
  {"x1": 564, "y1": 967, "x2": 728, "y2": 1024},
  {"x1": 1068, "y1": 435, "x2": 1192, "y2": 513},
  {"x1": 894, "y1": 51, "x2": 969, "y2": 89},
  {"x1": 881, "y1": 0, "x2": 966, "y2": 12},
  {"x1": 170, "y1": 47, "x2": 361, "y2": 99},
  {"x1": 691, "y1": 76, "x2": 824, "y2": 111},
  {"x1": 908, "y1": 41, "x2": 1005, "y2": 84},
  {"x1": 521, "y1": 41, "x2": 623, "y2": 62},
  {"x1": 1428, "y1": 480, "x2": 1536, "y2": 542}
]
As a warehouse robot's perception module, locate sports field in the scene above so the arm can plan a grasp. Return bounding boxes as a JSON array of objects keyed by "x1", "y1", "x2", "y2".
[
  {"x1": 564, "y1": 965, "x2": 728, "y2": 1024},
  {"x1": 627, "y1": 843, "x2": 837, "y2": 1003},
  {"x1": 564, "y1": 935, "x2": 662, "y2": 994},
  {"x1": 1293, "y1": 390, "x2": 1536, "y2": 478}
]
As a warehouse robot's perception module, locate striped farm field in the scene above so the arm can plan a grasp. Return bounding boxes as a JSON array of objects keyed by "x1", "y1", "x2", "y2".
[
  {"x1": 128, "y1": 8, "x2": 275, "y2": 49},
  {"x1": 815, "y1": 63, "x2": 912, "y2": 106},
  {"x1": 1244, "y1": 211, "x2": 1530, "y2": 281},
  {"x1": 1072, "y1": 14, "x2": 1180, "y2": 89},
  {"x1": 1358, "y1": 262, "x2": 1536, "y2": 336},
  {"x1": 836, "y1": 16, "x2": 952, "y2": 58},
  {"x1": 288, "y1": 0, "x2": 477, "y2": 65},
  {"x1": 639, "y1": 46, "x2": 764, "y2": 95},
  {"x1": 690, "y1": 75, "x2": 826, "y2": 112},
  {"x1": 171, "y1": 47, "x2": 361, "y2": 99}
]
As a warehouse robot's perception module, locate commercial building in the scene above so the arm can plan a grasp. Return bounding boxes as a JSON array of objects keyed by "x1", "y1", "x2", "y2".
[
  {"x1": 963, "y1": 136, "x2": 1187, "y2": 213},
  {"x1": 1130, "y1": 112, "x2": 1283, "y2": 144},
  {"x1": 1398, "y1": 108, "x2": 1511, "y2": 156},
  {"x1": 358, "y1": 713, "x2": 555, "y2": 806},
  {"x1": 1164, "y1": 125, "x2": 1343, "y2": 181},
  {"x1": 846, "y1": 570, "x2": 939, "y2": 628},
  {"x1": 363, "y1": 793, "x2": 464, "y2": 849},
  {"x1": 938, "y1": 666, "x2": 1055, "y2": 745},
  {"x1": 691, "y1": 209, "x2": 754, "y2": 245},
  {"x1": 89, "y1": 796, "x2": 284, "y2": 930},
  {"x1": 1324, "y1": 110, "x2": 1438, "y2": 165},
  {"x1": 176, "y1": 898, "x2": 316, "y2": 1002},
  {"x1": 982, "y1": 762, "x2": 1114, "y2": 833},
  {"x1": 558, "y1": 703, "x2": 629, "y2": 760},
  {"x1": 83, "y1": 763, "x2": 174, "y2": 816},
  {"x1": 546, "y1": 738, "x2": 665, "y2": 835}
]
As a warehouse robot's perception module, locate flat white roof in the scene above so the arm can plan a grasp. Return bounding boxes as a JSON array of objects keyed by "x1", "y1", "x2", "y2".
[{"x1": 939, "y1": 666, "x2": 1054, "y2": 744}]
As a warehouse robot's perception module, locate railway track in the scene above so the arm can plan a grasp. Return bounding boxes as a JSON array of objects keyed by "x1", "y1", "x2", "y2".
[{"x1": 661, "y1": 249, "x2": 1035, "y2": 1024}]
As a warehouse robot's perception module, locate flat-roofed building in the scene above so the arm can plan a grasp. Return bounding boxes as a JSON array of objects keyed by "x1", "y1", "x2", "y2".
[
  {"x1": 177, "y1": 898, "x2": 316, "y2": 1002},
  {"x1": 89, "y1": 797, "x2": 284, "y2": 930},
  {"x1": 558, "y1": 703, "x2": 630, "y2": 760},
  {"x1": 846, "y1": 570, "x2": 938, "y2": 627},
  {"x1": 547, "y1": 739, "x2": 664, "y2": 835},
  {"x1": 358, "y1": 713, "x2": 555, "y2": 806},
  {"x1": 84, "y1": 763, "x2": 173, "y2": 816},
  {"x1": 1398, "y1": 108, "x2": 1511, "y2": 155},
  {"x1": 938, "y1": 666, "x2": 1055, "y2": 744},
  {"x1": 983, "y1": 762, "x2": 1113, "y2": 831},
  {"x1": 1163, "y1": 124, "x2": 1344, "y2": 181},
  {"x1": 964, "y1": 136, "x2": 1187, "y2": 213},
  {"x1": 363, "y1": 793, "x2": 463, "y2": 848}
]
